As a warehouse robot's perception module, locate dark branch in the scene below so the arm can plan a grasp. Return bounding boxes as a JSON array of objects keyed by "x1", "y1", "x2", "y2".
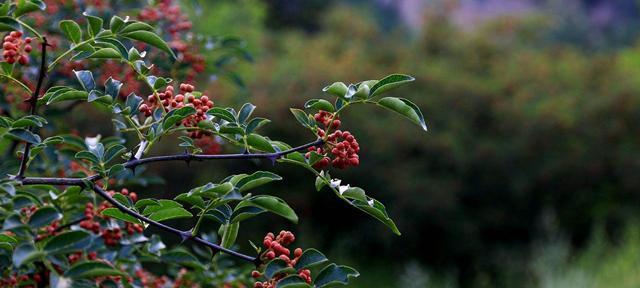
[
  {"x1": 90, "y1": 184, "x2": 258, "y2": 264},
  {"x1": 16, "y1": 37, "x2": 48, "y2": 179},
  {"x1": 16, "y1": 138, "x2": 323, "y2": 265},
  {"x1": 125, "y1": 138, "x2": 324, "y2": 169}
]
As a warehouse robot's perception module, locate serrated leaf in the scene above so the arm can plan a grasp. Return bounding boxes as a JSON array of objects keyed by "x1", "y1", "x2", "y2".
[
  {"x1": 12, "y1": 115, "x2": 47, "y2": 128},
  {"x1": 101, "y1": 208, "x2": 141, "y2": 224},
  {"x1": 109, "y1": 16, "x2": 125, "y2": 33},
  {"x1": 377, "y1": 97, "x2": 427, "y2": 131},
  {"x1": 237, "y1": 195, "x2": 297, "y2": 223},
  {"x1": 350, "y1": 197, "x2": 400, "y2": 235},
  {"x1": 369, "y1": 74, "x2": 415, "y2": 97},
  {"x1": 12, "y1": 243, "x2": 44, "y2": 267},
  {"x1": 276, "y1": 275, "x2": 313, "y2": 288},
  {"x1": 88, "y1": 48, "x2": 122, "y2": 59},
  {"x1": 73, "y1": 70, "x2": 95, "y2": 91},
  {"x1": 122, "y1": 30, "x2": 176, "y2": 59},
  {"x1": 230, "y1": 206, "x2": 264, "y2": 223},
  {"x1": 238, "y1": 103, "x2": 256, "y2": 123},
  {"x1": 304, "y1": 99, "x2": 335, "y2": 112},
  {"x1": 290, "y1": 108, "x2": 311, "y2": 128},
  {"x1": 246, "y1": 134, "x2": 275, "y2": 152},
  {"x1": 64, "y1": 261, "x2": 126, "y2": 278},
  {"x1": 265, "y1": 259, "x2": 295, "y2": 279},
  {"x1": 5, "y1": 128, "x2": 41, "y2": 144},
  {"x1": 314, "y1": 264, "x2": 359, "y2": 287},
  {"x1": 246, "y1": 117, "x2": 270, "y2": 134},
  {"x1": 28, "y1": 206, "x2": 62, "y2": 228},
  {"x1": 322, "y1": 82, "x2": 348, "y2": 98},
  {"x1": 120, "y1": 21, "x2": 155, "y2": 34},
  {"x1": 207, "y1": 107, "x2": 236, "y2": 122},
  {"x1": 294, "y1": 249, "x2": 328, "y2": 270},
  {"x1": 59, "y1": 20, "x2": 82, "y2": 43},
  {"x1": 147, "y1": 207, "x2": 192, "y2": 222},
  {"x1": 104, "y1": 77, "x2": 122, "y2": 99},
  {"x1": 43, "y1": 230, "x2": 92, "y2": 255},
  {"x1": 84, "y1": 13, "x2": 103, "y2": 37}
]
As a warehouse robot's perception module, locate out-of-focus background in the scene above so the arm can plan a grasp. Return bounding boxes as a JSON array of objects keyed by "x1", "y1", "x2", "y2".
[{"x1": 149, "y1": 0, "x2": 640, "y2": 287}]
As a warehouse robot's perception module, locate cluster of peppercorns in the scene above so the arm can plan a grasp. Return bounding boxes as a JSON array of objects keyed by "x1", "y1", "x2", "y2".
[
  {"x1": 78, "y1": 188, "x2": 143, "y2": 246},
  {"x1": 252, "y1": 231, "x2": 312, "y2": 288},
  {"x1": 0, "y1": 272, "x2": 43, "y2": 288},
  {"x1": 139, "y1": 83, "x2": 214, "y2": 139},
  {"x1": 195, "y1": 136, "x2": 222, "y2": 155},
  {"x1": 2, "y1": 31, "x2": 32, "y2": 65},
  {"x1": 314, "y1": 110, "x2": 341, "y2": 129},
  {"x1": 306, "y1": 110, "x2": 360, "y2": 169}
]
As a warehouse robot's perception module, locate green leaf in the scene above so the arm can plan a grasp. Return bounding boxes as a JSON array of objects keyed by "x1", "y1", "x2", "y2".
[
  {"x1": 5, "y1": 128, "x2": 41, "y2": 144},
  {"x1": 15, "y1": 0, "x2": 43, "y2": 17},
  {"x1": 322, "y1": 82, "x2": 348, "y2": 98},
  {"x1": 294, "y1": 249, "x2": 328, "y2": 270},
  {"x1": 73, "y1": 70, "x2": 95, "y2": 91},
  {"x1": 220, "y1": 222, "x2": 240, "y2": 248},
  {"x1": 315, "y1": 176, "x2": 326, "y2": 191},
  {"x1": 246, "y1": 134, "x2": 275, "y2": 152},
  {"x1": 12, "y1": 115, "x2": 47, "y2": 128},
  {"x1": 238, "y1": 103, "x2": 256, "y2": 123},
  {"x1": 59, "y1": 20, "x2": 82, "y2": 43},
  {"x1": 230, "y1": 206, "x2": 264, "y2": 223},
  {"x1": 103, "y1": 144, "x2": 126, "y2": 163},
  {"x1": 101, "y1": 208, "x2": 141, "y2": 224},
  {"x1": 64, "y1": 261, "x2": 126, "y2": 279},
  {"x1": 104, "y1": 77, "x2": 122, "y2": 100},
  {"x1": 109, "y1": 16, "x2": 125, "y2": 33},
  {"x1": 28, "y1": 206, "x2": 62, "y2": 228},
  {"x1": 122, "y1": 30, "x2": 176, "y2": 59},
  {"x1": 12, "y1": 243, "x2": 44, "y2": 267},
  {"x1": 290, "y1": 108, "x2": 311, "y2": 128},
  {"x1": 246, "y1": 117, "x2": 270, "y2": 134},
  {"x1": 207, "y1": 107, "x2": 236, "y2": 122},
  {"x1": 75, "y1": 151, "x2": 100, "y2": 165},
  {"x1": 43, "y1": 88, "x2": 89, "y2": 105},
  {"x1": 120, "y1": 21, "x2": 155, "y2": 34},
  {"x1": 233, "y1": 171, "x2": 282, "y2": 192},
  {"x1": 84, "y1": 13, "x2": 103, "y2": 37},
  {"x1": 147, "y1": 207, "x2": 192, "y2": 222},
  {"x1": 0, "y1": 16, "x2": 20, "y2": 32},
  {"x1": 237, "y1": 195, "x2": 298, "y2": 223},
  {"x1": 88, "y1": 48, "x2": 122, "y2": 59},
  {"x1": 314, "y1": 264, "x2": 359, "y2": 287},
  {"x1": 0, "y1": 234, "x2": 17, "y2": 245},
  {"x1": 188, "y1": 182, "x2": 234, "y2": 199},
  {"x1": 304, "y1": 99, "x2": 335, "y2": 112},
  {"x1": 43, "y1": 230, "x2": 92, "y2": 255},
  {"x1": 369, "y1": 74, "x2": 415, "y2": 97},
  {"x1": 162, "y1": 106, "x2": 196, "y2": 130},
  {"x1": 276, "y1": 275, "x2": 313, "y2": 288},
  {"x1": 350, "y1": 197, "x2": 401, "y2": 235},
  {"x1": 265, "y1": 259, "x2": 295, "y2": 279},
  {"x1": 377, "y1": 97, "x2": 427, "y2": 131}
]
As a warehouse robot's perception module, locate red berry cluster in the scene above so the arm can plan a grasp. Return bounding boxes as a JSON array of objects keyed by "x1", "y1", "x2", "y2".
[
  {"x1": 0, "y1": 273, "x2": 42, "y2": 288},
  {"x1": 138, "y1": 0, "x2": 205, "y2": 81},
  {"x1": 314, "y1": 110, "x2": 341, "y2": 129},
  {"x1": 306, "y1": 110, "x2": 361, "y2": 169},
  {"x1": 2, "y1": 31, "x2": 32, "y2": 65},
  {"x1": 252, "y1": 231, "x2": 312, "y2": 288},
  {"x1": 139, "y1": 83, "x2": 215, "y2": 139},
  {"x1": 79, "y1": 188, "x2": 143, "y2": 246}
]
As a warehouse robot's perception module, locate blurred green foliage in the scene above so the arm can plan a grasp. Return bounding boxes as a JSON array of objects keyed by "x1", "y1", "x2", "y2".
[{"x1": 175, "y1": 1, "x2": 640, "y2": 286}]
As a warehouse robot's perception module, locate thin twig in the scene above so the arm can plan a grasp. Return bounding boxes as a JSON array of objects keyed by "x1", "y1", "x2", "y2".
[{"x1": 16, "y1": 37, "x2": 48, "y2": 179}]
